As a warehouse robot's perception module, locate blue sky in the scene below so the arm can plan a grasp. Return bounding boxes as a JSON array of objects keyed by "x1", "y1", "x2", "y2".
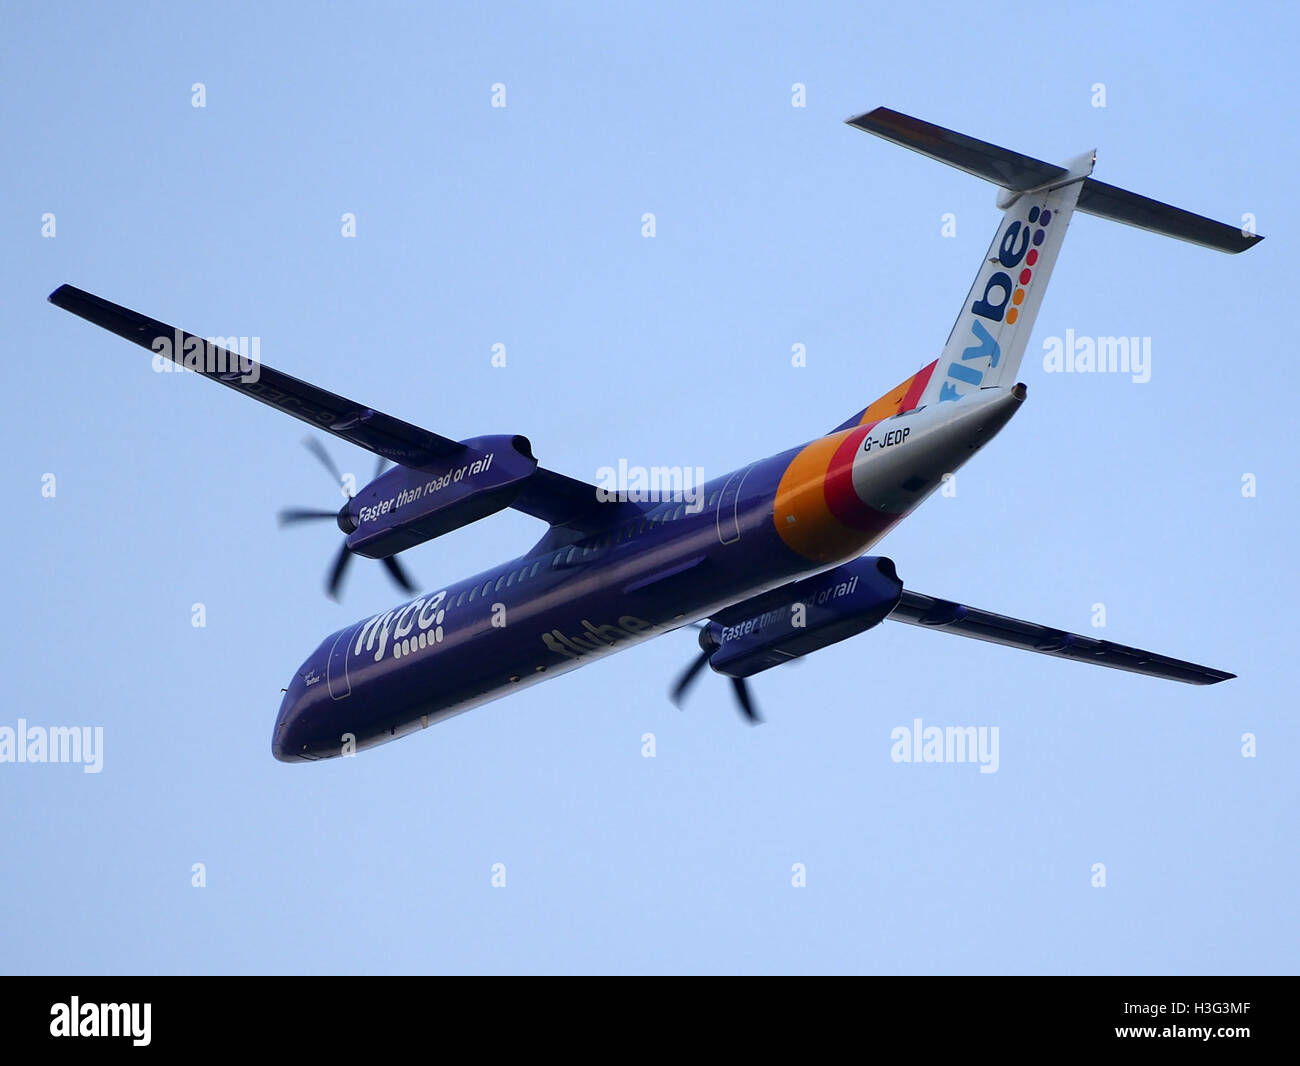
[{"x1": 1, "y1": 1, "x2": 1295, "y2": 974}]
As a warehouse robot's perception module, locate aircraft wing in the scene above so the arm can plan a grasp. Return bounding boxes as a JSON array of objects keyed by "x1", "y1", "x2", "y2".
[
  {"x1": 511, "y1": 467, "x2": 631, "y2": 527},
  {"x1": 888, "y1": 590, "x2": 1234, "y2": 685},
  {"x1": 514, "y1": 467, "x2": 649, "y2": 554},
  {"x1": 48, "y1": 284, "x2": 465, "y2": 468}
]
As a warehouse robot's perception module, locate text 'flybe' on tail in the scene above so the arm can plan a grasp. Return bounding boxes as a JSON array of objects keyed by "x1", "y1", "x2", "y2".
[{"x1": 847, "y1": 107, "x2": 1263, "y2": 408}]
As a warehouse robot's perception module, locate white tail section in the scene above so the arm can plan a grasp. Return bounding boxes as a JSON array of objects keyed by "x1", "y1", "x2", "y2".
[
  {"x1": 922, "y1": 161, "x2": 1089, "y2": 404},
  {"x1": 847, "y1": 107, "x2": 1264, "y2": 407}
]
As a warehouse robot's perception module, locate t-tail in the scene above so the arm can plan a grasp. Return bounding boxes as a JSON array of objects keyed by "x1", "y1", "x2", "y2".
[{"x1": 837, "y1": 107, "x2": 1262, "y2": 424}]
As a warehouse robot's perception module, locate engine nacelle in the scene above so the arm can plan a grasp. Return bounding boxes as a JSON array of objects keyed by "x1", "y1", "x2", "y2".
[
  {"x1": 342, "y1": 434, "x2": 538, "y2": 558},
  {"x1": 707, "y1": 556, "x2": 903, "y2": 678}
]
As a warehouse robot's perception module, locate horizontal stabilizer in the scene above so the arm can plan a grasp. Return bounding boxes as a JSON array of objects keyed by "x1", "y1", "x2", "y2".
[
  {"x1": 847, "y1": 107, "x2": 1263, "y2": 253},
  {"x1": 889, "y1": 590, "x2": 1234, "y2": 685},
  {"x1": 48, "y1": 285, "x2": 465, "y2": 467},
  {"x1": 847, "y1": 107, "x2": 1068, "y2": 191},
  {"x1": 1076, "y1": 178, "x2": 1261, "y2": 253}
]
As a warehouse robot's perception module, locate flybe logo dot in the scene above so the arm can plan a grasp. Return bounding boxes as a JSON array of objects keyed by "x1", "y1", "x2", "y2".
[
  {"x1": 1005, "y1": 206, "x2": 1052, "y2": 325},
  {"x1": 973, "y1": 205, "x2": 1053, "y2": 326}
]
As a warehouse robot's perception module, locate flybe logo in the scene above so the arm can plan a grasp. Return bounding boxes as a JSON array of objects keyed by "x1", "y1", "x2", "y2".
[
  {"x1": 543, "y1": 616, "x2": 655, "y2": 659},
  {"x1": 353, "y1": 590, "x2": 448, "y2": 663},
  {"x1": 939, "y1": 205, "x2": 1054, "y2": 401}
]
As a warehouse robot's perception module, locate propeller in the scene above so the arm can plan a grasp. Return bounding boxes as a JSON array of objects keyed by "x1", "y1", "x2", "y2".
[
  {"x1": 278, "y1": 439, "x2": 416, "y2": 601},
  {"x1": 670, "y1": 624, "x2": 762, "y2": 724}
]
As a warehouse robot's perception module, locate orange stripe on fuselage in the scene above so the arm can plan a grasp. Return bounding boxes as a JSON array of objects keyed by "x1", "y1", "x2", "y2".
[
  {"x1": 856, "y1": 360, "x2": 938, "y2": 424},
  {"x1": 773, "y1": 424, "x2": 896, "y2": 563},
  {"x1": 773, "y1": 361, "x2": 938, "y2": 562},
  {"x1": 774, "y1": 428, "x2": 866, "y2": 563}
]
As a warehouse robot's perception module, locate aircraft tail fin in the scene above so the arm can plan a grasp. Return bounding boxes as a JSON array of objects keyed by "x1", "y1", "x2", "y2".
[{"x1": 842, "y1": 107, "x2": 1262, "y2": 413}]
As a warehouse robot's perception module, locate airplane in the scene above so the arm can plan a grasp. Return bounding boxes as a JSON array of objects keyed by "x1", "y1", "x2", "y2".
[{"x1": 48, "y1": 107, "x2": 1261, "y2": 763}]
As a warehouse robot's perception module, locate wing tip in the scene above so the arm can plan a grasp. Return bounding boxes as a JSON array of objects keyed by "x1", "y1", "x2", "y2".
[{"x1": 844, "y1": 106, "x2": 885, "y2": 126}]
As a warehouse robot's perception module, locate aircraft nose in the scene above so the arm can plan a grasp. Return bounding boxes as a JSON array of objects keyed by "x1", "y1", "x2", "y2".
[
  {"x1": 272, "y1": 682, "x2": 312, "y2": 762},
  {"x1": 273, "y1": 632, "x2": 346, "y2": 762}
]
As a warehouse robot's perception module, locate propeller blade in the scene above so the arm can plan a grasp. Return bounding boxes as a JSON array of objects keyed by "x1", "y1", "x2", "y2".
[
  {"x1": 381, "y1": 554, "x2": 418, "y2": 595},
  {"x1": 277, "y1": 507, "x2": 339, "y2": 527},
  {"x1": 326, "y1": 543, "x2": 353, "y2": 601},
  {"x1": 303, "y1": 437, "x2": 345, "y2": 490},
  {"x1": 730, "y1": 677, "x2": 762, "y2": 724},
  {"x1": 671, "y1": 648, "x2": 712, "y2": 707}
]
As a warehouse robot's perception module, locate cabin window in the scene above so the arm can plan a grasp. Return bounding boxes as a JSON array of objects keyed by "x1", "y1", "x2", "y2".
[
  {"x1": 494, "y1": 575, "x2": 507, "y2": 593},
  {"x1": 673, "y1": 504, "x2": 685, "y2": 520},
  {"x1": 506, "y1": 571, "x2": 517, "y2": 588},
  {"x1": 455, "y1": 590, "x2": 468, "y2": 608},
  {"x1": 565, "y1": 546, "x2": 578, "y2": 564},
  {"x1": 481, "y1": 579, "x2": 493, "y2": 597},
  {"x1": 708, "y1": 490, "x2": 719, "y2": 507},
  {"x1": 530, "y1": 561, "x2": 543, "y2": 578},
  {"x1": 468, "y1": 583, "x2": 479, "y2": 602}
]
